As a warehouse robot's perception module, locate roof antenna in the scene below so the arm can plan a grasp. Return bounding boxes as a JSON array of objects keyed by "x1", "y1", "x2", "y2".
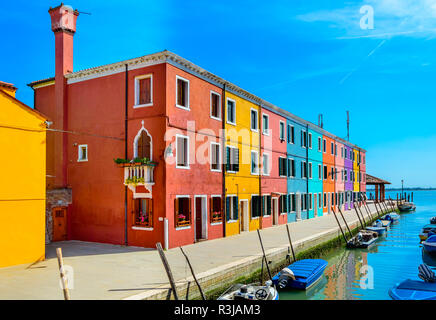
[
  {"x1": 318, "y1": 114, "x2": 323, "y2": 128},
  {"x1": 78, "y1": 11, "x2": 91, "y2": 15},
  {"x1": 346, "y1": 110, "x2": 350, "y2": 141}
]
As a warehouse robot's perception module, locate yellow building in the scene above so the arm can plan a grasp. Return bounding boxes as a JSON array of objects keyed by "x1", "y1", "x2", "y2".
[
  {"x1": 353, "y1": 149, "x2": 360, "y2": 193},
  {"x1": 0, "y1": 81, "x2": 47, "y2": 268},
  {"x1": 224, "y1": 90, "x2": 261, "y2": 236}
]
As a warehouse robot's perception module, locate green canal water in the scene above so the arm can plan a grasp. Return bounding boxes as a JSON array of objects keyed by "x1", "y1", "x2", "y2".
[{"x1": 280, "y1": 190, "x2": 436, "y2": 300}]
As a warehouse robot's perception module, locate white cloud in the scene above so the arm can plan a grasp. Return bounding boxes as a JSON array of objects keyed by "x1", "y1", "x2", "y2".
[{"x1": 296, "y1": 0, "x2": 436, "y2": 39}]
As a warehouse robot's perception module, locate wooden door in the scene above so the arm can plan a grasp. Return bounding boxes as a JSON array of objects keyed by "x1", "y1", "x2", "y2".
[{"x1": 52, "y1": 207, "x2": 67, "y2": 241}]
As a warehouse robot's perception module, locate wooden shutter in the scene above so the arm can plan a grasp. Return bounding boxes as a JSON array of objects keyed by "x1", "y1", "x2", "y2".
[
  {"x1": 174, "y1": 198, "x2": 179, "y2": 227},
  {"x1": 188, "y1": 198, "x2": 192, "y2": 225},
  {"x1": 226, "y1": 197, "x2": 230, "y2": 221}
]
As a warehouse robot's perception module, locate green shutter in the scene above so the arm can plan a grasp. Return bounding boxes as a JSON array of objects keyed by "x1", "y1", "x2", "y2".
[
  {"x1": 262, "y1": 196, "x2": 265, "y2": 216},
  {"x1": 279, "y1": 158, "x2": 283, "y2": 176},
  {"x1": 226, "y1": 147, "x2": 230, "y2": 171},
  {"x1": 226, "y1": 197, "x2": 230, "y2": 221},
  {"x1": 267, "y1": 196, "x2": 272, "y2": 215}
]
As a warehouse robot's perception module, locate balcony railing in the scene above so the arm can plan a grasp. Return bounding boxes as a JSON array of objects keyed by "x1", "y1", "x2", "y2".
[{"x1": 124, "y1": 164, "x2": 154, "y2": 185}]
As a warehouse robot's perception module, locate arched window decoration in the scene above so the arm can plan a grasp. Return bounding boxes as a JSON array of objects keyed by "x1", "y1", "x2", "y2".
[{"x1": 134, "y1": 123, "x2": 152, "y2": 160}]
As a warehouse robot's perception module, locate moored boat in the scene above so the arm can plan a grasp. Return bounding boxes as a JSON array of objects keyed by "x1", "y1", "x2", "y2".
[
  {"x1": 423, "y1": 235, "x2": 436, "y2": 255},
  {"x1": 398, "y1": 202, "x2": 416, "y2": 212},
  {"x1": 218, "y1": 281, "x2": 279, "y2": 300},
  {"x1": 381, "y1": 213, "x2": 400, "y2": 222},
  {"x1": 347, "y1": 230, "x2": 378, "y2": 249},
  {"x1": 272, "y1": 259, "x2": 328, "y2": 290},
  {"x1": 389, "y1": 264, "x2": 436, "y2": 300},
  {"x1": 366, "y1": 220, "x2": 386, "y2": 235},
  {"x1": 419, "y1": 224, "x2": 436, "y2": 241}
]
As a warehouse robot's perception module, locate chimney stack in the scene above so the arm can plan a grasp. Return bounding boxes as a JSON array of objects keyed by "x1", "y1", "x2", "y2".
[{"x1": 48, "y1": 4, "x2": 79, "y2": 187}]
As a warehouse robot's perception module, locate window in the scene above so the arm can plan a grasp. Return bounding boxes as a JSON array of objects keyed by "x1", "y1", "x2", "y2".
[
  {"x1": 279, "y1": 157, "x2": 287, "y2": 177},
  {"x1": 350, "y1": 150, "x2": 353, "y2": 160},
  {"x1": 251, "y1": 150, "x2": 259, "y2": 175},
  {"x1": 308, "y1": 133, "x2": 312, "y2": 149},
  {"x1": 280, "y1": 195, "x2": 288, "y2": 214},
  {"x1": 331, "y1": 167, "x2": 334, "y2": 181},
  {"x1": 301, "y1": 131, "x2": 307, "y2": 148},
  {"x1": 134, "y1": 74, "x2": 152, "y2": 107},
  {"x1": 262, "y1": 153, "x2": 270, "y2": 176},
  {"x1": 323, "y1": 165, "x2": 328, "y2": 180},
  {"x1": 345, "y1": 169, "x2": 348, "y2": 181},
  {"x1": 210, "y1": 91, "x2": 221, "y2": 120},
  {"x1": 301, "y1": 194, "x2": 307, "y2": 211},
  {"x1": 176, "y1": 135, "x2": 189, "y2": 168},
  {"x1": 301, "y1": 161, "x2": 307, "y2": 179},
  {"x1": 289, "y1": 194, "x2": 296, "y2": 212},
  {"x1": 344, "y1": 149, "x2": 348, "y2": 159},
  {"x1": 309, "y1": 194, "x2": 313, "y2": 210},
  {"x1": 262, "y1": 195, "x2": 272, "y2": 216},
  {"x1": 308, "y1": 162, "x2": 312, "y2": 179},
  {"x1": 341, "y1": 169, "x2": 344, "y2": 181},
  {"x1": 226, "y1": 146, "x2": 239, "y2": 172},
  {"x1": 251, "y1": 195, "x2": 261, "y2": 218},
  {"x1": 331, "y1": 142, "x2": 334, "y2": 155},
  {"x1": 323, "y1": 139, "x2": 326, "y2": 153},
  {"x1": 175, "y1": 196, "x2": 191, "y2": 227},
  {"x1": 176, "y1": 76, "x2": 189, "y2": 109},
  {"x1": 323, "y1": 193, "x2": 327, "y2": 208},
  {"x1": 262, "y1": 114, "x2": 269, "y2": 135},
  {"x1": 226, "y1": 196, "x2": 238, "y2": 221},
  {"x1": 318, "y1": 137, "x2": 322, "y2": 152},
  {"x1": 250, "y1": 109, "x2": 258, "y2": 132},
  {"x1": 279, "y1": 121, "x2": 285, "y2": 141},
  {"x1": 210, "y1": 196, "x2": 222, "y2": 223},
  {"x1": 288, "y1": 158, "x2": 295, "y2": 177},
  {"x1": 227, "y1": 98, "x2": 236, "y2": 125},
  {"x1": 341, "y1": 147, "x2": 344, "y2": 158},
  {"x1": 287, "y1": 125, "x2": 295, "y2": 143},
  {"x1": 318, "y1": 164, "x2": 322, "y2": 180},
  {"x1": 210, "y1": 142, "x2": 221, "y2": 172},
  {"x1": 335, "y1": 144, "x2": 337, "y2": 156},
  {"x1": 133, "y1": 198, "x2": 153, "y2": 227},
  {"x1": 78, "y1": 144, "x2": 88, "y2": 162},
  {"x1": 136, "y1": 130, "x2": 151, "y2": 159},
  {"x1": 318, "y1": 193, "x2": 322, "y2": 209}
]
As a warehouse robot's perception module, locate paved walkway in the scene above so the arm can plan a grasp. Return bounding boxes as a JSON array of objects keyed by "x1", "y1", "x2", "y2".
[{"x1": 0, "y1": 202, "x2": 390, "y2": 299}]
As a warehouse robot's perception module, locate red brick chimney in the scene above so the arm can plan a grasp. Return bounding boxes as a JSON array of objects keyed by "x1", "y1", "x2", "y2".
[{"x1": 48, "y1": 4, "x2": 79, "y2": 187}]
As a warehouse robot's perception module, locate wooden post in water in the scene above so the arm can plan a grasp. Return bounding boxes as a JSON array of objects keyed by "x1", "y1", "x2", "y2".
[
  {"x1": 353, "y1": 202, "x2": 364, "y2": 229},
  {"x1": 412, "y1": 192, "x2": 414, "y2": 202},
  {"x1": 335, "y1": 206, "x2": 352, "y2": 239},
  {"x1": 56, "y1": 248, "x2": 70, "y2": 300},
  {"x1": 286, "y1": 224, "x2": 296, "y2": 263},
  {"x1": 156, "y1": 242, "x2": 179, "y2": 300},
  {"x1": 179, "y1": 247, "x2": 206, "y2": 300},
  {"x1": 257, "y1": 229, "x2": 273, "y2": 282},
  {"x1": 354, "y1": 202, "x2": 366, "y2": 227},
  {"x1": 331, "y1": 206, "x2": 348, "y2": 243},
  {"x1": 362, "y1": 195, "x2": 373, "y2": 220}
]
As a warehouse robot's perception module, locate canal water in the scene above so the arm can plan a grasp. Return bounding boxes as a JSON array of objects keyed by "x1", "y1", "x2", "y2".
[{"x1": 280, "y1": 190, "x2": 436, "y2": 300}]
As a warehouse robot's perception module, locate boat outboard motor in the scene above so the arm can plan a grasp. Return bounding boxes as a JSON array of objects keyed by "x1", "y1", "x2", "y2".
[
  {"x1": 277, "y1": 267, "x2": 295, "y2": 289},
  {"x1": 418, "y1": 264, "x2": 436, "y2": 283}
]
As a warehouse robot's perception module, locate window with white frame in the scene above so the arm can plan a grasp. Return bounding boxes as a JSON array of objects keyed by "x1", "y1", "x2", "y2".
[
  {"x1": 279, "y1": 157, "x2": 287, "y2": 177},
  {"x1": 227, "y1": 98, "x2": 236, "y2": 125},
  {"x1": 210, "y1": 142, "x2": 221, "y2": 172},
  {"x1": 279, "y1": 121, "x2": 285, "y2": 141},
  {"x1": 323, "y1": 139, "x2": 326, "y2": 153},
  {"x1": 341, "y1": 147, "x2": 344, "y2": 158},
  {"x1": 288, "y1": 124, "x2": 295, "y2": 144},
  {"x1": 335, "y1": 144, "x2": 337, "y2": 156},
  {"x1": 250, "y1": 109, "x2": 258, "y2": 132},
  {"x1": 301, "y1": 161, "x2": 308, "y2": 179},
  {"x1": 78, "y1": 144, "x2": 88, "y2": 162},
  {"x1": 289, "y1": 194, "x2": 296, "y2": 212},
  {"x1": 308, "y1": 162, "x2": 312, "y2": 179},
  {"x1": 251, "y1": 150, "x2": 259, "y2": 175},
  {"x1": 308, "y1": 133, "x2": 312, "y2": 149},
  {"x1": 210, "y1": 91, "x2": 221, "y2": 120},
  {"x1": 331, "y1": 142, "x2": 334, "y2": 155},
  {"x1": 262, "y1": 153, "x2": 270, "y2": 176},
  {"x1": 176, "y1": 76, "x2": 189, "y2": 110},
  {"x1": 176, "y1": 135, "x2": 189, "y2": 168},
  {"x1": 288, "y1": 158, "x2": 295, "y2": 177},
  {"x1": 226, "y1": 146, "x2": 239, "y2": 172},
  {"x1": 318, "y1": 164, "x2": 322, "y2": 180},
  {"x1": 318, "y1": 193, "x2": 322, "y2": 209},
  {"x1": 309, "y1": 193, "x2": 313, "y2": 210},
  {"x1": 134, "y1": 74, "x2": 152, "y2": 107},
  {"x1": 262, "y1": 114, "x2": 269, "y2": 135},
  {"x1": 318, "y1": 137, "x2": 322, "y2": 152},
  {"x1": 251, "y1": 195, "x2": 262, "y2": 218},
  {"x1": 344, "y1": 169, "x2": 348, "y2": 181},
  {"x1": 226, "y1": 196, "x2": 238, "y2": 221},
  {"x1": 301, "y1": 130, "x2": 307, "y2": 148},
  {"x1": 331, "y1": 167, "x2": 334, "y2": 181},
  {"x1": 323, "y1": 165, "x2": 328, "y2": 180}
]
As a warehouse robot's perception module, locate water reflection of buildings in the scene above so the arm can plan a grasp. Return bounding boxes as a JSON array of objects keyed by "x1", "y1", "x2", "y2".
[{"x1": 323, "y1": 249, "x2": 367, "y2": 300}]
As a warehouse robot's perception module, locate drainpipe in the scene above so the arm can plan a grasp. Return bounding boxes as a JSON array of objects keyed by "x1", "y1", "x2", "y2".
[
  {"x1": 222, "y1": 83, "x2": 226, "y2": 238},
  {"x1": 124, "y1": 64, "x2": 128, "y2": 246}
]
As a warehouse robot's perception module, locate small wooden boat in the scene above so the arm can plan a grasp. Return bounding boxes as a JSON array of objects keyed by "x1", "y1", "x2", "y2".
[
  {"x1": 272, "y1": 259, "x2": 328, "y2": 290},
  {"x1": 218, "y1": 281, "x2": 279, "y2": 300},
  {"x1": 423, "y1": 235, "x2": 436, "y2": 255},
  {"x1": 381, "y1": 213, "x2": 400, "y2": 222},
  {"x1": 366, "y1": 220, "x2": 386, "y2": 235},
  {"x1": 419, "y1": 224, "x2": 436, "y2": 241},
  {"x1": 398, "y1": 202, "x2": 416, "y2": 212},
  {"x1": 347, "y1": 230, "x2": 378, "y2": 249},
  {"x1": 389, "y1": 264, "x2": 436, "y2": 300}
]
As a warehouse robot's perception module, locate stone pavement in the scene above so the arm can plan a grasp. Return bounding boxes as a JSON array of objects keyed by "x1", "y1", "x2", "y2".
[{"x1": 0, "y1": 202, "x2": 390, "y2": 299}]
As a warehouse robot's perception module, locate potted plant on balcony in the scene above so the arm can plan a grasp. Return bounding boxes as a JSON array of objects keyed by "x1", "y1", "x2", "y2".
[
  {"x1": 125, "y1": 176, "x2": 145, "y2": 186},
  {"x1": 113, "y1": 158, "x2": 130, "y2": 167}
]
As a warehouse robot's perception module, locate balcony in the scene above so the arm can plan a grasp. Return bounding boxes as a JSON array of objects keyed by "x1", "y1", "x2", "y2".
[{"x1": 123, "y1": 163, "x2": 155, "y2": 197}]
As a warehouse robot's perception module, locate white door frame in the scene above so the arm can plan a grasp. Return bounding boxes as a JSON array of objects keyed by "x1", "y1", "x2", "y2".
[
  {"x1": 240, "y1": 199, "x2": 249, "y2": 232},
  {"x1": 272, "y1": 197, "x2": 279, "y2": 225},
  {"x1": 194, "y1": 195, "x2": 208, "y2": 240}
]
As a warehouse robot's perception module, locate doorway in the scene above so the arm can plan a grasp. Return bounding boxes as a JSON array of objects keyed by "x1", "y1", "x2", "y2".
[
  {"x1": 272, "y1": 198, "x2": 279, "y2": 225},
  {"x1": 52, "y1": 207, "x2": 67, "y2": 242},
  {"x1": 194, "y1": 196, "x2": 207, "y2": 241},
  {"x1": 240, "y1": 200, "x2": 249, "y2": 232}
]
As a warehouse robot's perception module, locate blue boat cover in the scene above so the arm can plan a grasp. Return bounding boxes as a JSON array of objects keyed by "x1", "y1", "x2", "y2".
[
  {"x1": 288, "y1": 259, "x2": 326, "y2": 279},
  {"x1": 397, "y1": 279, "x2": 436, "y2": 292}
]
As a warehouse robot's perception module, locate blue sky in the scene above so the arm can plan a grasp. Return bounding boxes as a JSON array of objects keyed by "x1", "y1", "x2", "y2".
[{"x1": 1, "y1": 0, "x2": 435, "y2": 188}]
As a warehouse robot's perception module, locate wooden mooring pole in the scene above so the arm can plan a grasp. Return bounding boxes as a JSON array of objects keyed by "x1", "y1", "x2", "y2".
[
  {"x1": 156, "y1": 242, "x2": 179, "y2": 300},
  {"x1": 331, "y1": 206, "x2": 348, "y2": 243},
  {"x1": 335, "y1": 206, "x2": 352, "y2": 240},
  {"x1": 180, "y1": 247, "x2": 206, "y2": 300},
  {"x1": 285, "y1": 224, "x2": 296, "y2": 263},
  {"x1": 353, "y1": 202, "x2": 366, "y2": 228},
  {"x1": 257, "y1": 229, "x2": 273, "y2": 282},
  {"x1": 56, "y1": 248, "x2": 70, "y2": 300}
]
